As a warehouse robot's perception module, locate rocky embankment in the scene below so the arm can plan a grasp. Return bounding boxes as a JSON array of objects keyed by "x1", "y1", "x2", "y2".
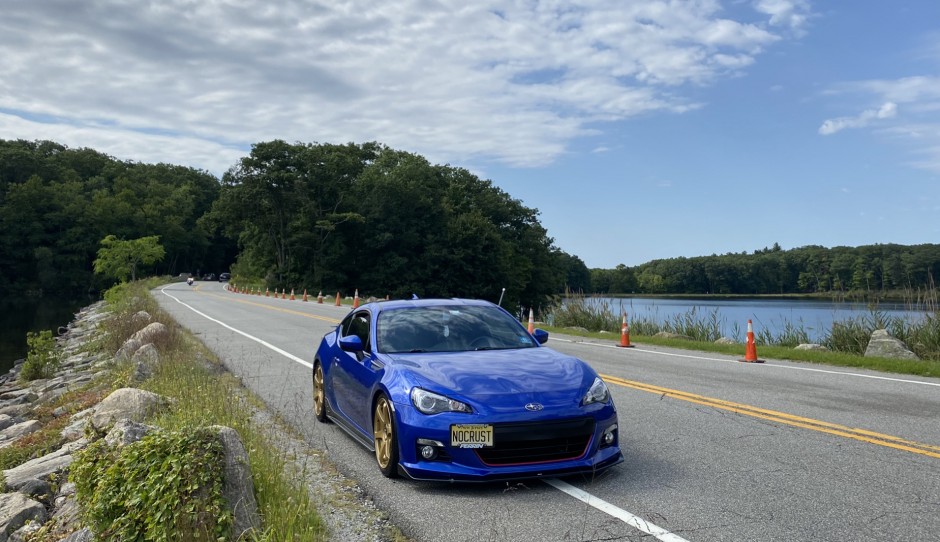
[{"x1": 0, "y1": 302, "x2": 258, "y2": 541}]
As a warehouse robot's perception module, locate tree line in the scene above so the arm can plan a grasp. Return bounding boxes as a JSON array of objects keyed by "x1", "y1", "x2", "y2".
[
  {"x1": 3, "y1": 138, "x2": 938, "y2": 305},
  {"x1": 591, "y1": 243, "x2": 940, "y2": 296}
]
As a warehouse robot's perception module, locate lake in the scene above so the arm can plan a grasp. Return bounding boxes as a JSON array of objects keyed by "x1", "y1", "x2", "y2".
[
  {"x1": 0, "y1": 296, "x2": 93, "y2": 374},
  {"x1": 568, "y1": 296, "x2": 932, "y2": 343}
]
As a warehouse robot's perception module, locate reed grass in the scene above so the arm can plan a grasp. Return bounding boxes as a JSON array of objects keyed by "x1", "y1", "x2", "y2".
[{"x1": 545, "y1": 294, "x2": 940, "y2": 372}]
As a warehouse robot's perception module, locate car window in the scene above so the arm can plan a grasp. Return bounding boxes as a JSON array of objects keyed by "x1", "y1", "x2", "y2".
[
  {"x1": 342, "y1": 311, "x2": 371, "y2": 352},
  {"x1": 377, "y1": 305, "x2": 536, "y2": 353}
]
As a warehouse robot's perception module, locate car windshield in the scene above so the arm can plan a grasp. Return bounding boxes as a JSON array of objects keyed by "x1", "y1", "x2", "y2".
[{"x1": 377, "y1": 305, "x2": 537, "y2": 354}]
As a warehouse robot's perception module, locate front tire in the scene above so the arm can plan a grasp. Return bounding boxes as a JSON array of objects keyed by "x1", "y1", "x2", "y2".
[
  {"x1": 312, "y1": 362, "x2": 328, "y2": 423},
  {"x1": 373, "y1": 395, "x2": 400, "y2": 478}
]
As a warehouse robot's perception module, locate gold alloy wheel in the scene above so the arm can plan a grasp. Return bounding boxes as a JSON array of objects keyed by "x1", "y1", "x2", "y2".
[
  {"x1": 313, "y1": 364, "x2": 325, "y2": 419},
  {"x1": 374, "y1": 396, "x2": 394, "y2": 469}
]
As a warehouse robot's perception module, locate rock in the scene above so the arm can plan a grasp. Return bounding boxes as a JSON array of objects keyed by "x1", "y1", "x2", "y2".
[
  {"x1": 714, "y1": 337, "x2": 737, "y2": 345},
  {"x1": 60, "y1": 527, "x2": 93, "y2": 542},
  {"x1": 130, "y1": 322, "x2": 168, "y2": 346},
  {"x1": 213, "y1": 426, "x2": 261, "y2": 540},
  {"x1": 104, "y1": 419, "x2": 156, "y2": 447},
  {"x1": 131, "y1": 344, "x2": 160, "y2": 382},
  {"x1": 130, "y1": 311, "x2": 152, "y2": 327},
  {"x1": 115, "y1": 338, "x2": 142, "y2": 361},
  {"x1": 654, "y1": 331, "x2": 693, "y2": 341},
  {"x1": 15, "y1": 479, "x2": 52, "y2": 503},
  {"x1": 565, "y1": 326, "x2": 589, "y2": 333},
  {"x1": 50, "y1": 483, "x2": 82, "y2": 537},
  {"x1": 864, "y1": 329, "x2": 919, "y2": 360},
  {"x1": 0, "y1": 421, "x2": 41, "y2": 448},
  {"x1": 796, "y1": 343, "x2": 829, "y2": 351},
  {"x1": 0, "y1": 492, "x2": 48, "y2": 541},
  {"x1": 0, "y1": 416, "x2": 15, "y2": 432},
  {"x1": 90, "y1": 388, "x2": 169, "y2": 432},
  {"x1": 2, "y1": 439, "x2": 87, "y2": 491}
]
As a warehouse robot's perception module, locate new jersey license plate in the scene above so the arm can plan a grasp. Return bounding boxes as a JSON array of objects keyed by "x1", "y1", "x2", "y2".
[{"x1": 450, "y1": 424, "x2": 494, "y2": 449}]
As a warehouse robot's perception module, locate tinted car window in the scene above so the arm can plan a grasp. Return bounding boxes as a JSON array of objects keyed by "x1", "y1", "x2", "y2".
[
  {"x1": 342, "y1": 311, "x2": 371, "y2": 352},
  {"x1": 377, "y1": 305, "x2": 536, "y2": 353}
]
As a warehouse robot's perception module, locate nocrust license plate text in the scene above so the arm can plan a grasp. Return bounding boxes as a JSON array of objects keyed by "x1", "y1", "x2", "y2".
[{"x1": 451, "y1": 424, "x2": 494, "y2": 448}]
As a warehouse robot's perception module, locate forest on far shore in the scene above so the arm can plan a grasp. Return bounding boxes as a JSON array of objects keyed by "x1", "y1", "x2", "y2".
[{"x1": 2, "y1": 139, "x2": 938, "y2": 306}]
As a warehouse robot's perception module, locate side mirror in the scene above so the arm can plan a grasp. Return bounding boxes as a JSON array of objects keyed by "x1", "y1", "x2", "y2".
[
  {"x1": 532, "y1": 329, "x2": 549, "y2": 344},
  {"x1": 339, "y1": 335, "x2": 365, "y2": 353}
]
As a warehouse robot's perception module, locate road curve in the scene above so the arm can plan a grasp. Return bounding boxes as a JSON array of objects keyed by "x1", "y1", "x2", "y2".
[{"x1": 154, "y1": 281, "x2": 940, "y2": 542}]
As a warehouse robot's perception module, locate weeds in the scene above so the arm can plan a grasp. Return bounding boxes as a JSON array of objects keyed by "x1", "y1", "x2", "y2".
[
  {"x1": 20, "y1": 330, "x2": 62, "y2": 381},
  {"x1": 547, "y1": 295, "x2": 940, "y2": 364}
]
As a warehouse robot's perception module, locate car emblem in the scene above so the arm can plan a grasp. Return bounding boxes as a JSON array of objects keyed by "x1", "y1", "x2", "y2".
[{"x1": 525, "y1": 403, "x2": 544, "y2": 411}]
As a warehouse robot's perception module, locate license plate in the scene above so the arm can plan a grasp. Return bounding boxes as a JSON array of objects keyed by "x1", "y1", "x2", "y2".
[{"x1": 450, "y1": 424, "x2": 494, "y2": 449}]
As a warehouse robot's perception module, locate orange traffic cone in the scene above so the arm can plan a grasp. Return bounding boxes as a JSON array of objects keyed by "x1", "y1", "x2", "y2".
[
  {"x1": 317, "y1": 291, "x2": 323, "y2": 304},
  {"x1": 302, "y1": 289, "x2": 308, "y2": 302},
  {"x1": 527, "y1": 308, "x2": 535, "y2": 334},
  {"x1": 335, "y1": 292, "x2": 341, "y2": 306},
  {"x1": 617, "y1": 313, "x2": 634, "y2": 348},
  {"x1": 290, "y1": 288, "x2": 295, "y2": 301},
  {"x1": 265, "y1": 287, "x2": 269, "y2": 297},
  {"x1": 281, "y1": 289, "x2": 287, "y2": 300},
  {"x1": 740, "y1": 319, "x2": 763, "y2": 363},
  {"x1": 353, "y1": 289, "x2": 360, "y2": 309}
]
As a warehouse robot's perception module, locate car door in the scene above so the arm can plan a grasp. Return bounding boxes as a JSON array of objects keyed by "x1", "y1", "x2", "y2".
[{"x1": 331, "y1": 310, "x2": 381, "y2": 437}]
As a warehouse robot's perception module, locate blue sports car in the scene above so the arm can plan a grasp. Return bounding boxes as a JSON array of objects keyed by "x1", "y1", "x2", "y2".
[{"x1": 312, "y1": 298, "x2": 623, "y2": 481}]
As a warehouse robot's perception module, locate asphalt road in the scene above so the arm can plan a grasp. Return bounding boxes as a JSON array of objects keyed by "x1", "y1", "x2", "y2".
[{"x1": 154, "y1": 281, "x2": 940, "y2": 542}]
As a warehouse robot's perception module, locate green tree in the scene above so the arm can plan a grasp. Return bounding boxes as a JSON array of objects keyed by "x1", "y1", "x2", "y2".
[{"x1": 93, "y1": 235, "x2": 166, "y2": 282}]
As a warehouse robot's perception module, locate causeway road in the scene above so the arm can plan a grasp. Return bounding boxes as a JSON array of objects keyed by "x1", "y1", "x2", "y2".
[{"x1": 154, "y1": 281, "x2": 940, "y2": 542}]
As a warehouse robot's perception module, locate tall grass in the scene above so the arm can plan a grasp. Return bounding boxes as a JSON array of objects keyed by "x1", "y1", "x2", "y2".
[
  {"x1": 99, "y1": 280, "x2": 328, "y2": 541},
  {"x1": 546, "y1": 294, "x2": 940, "y2": 362}
]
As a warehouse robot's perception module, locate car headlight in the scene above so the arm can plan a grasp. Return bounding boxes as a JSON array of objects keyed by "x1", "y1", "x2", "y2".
[
  {"x1": 411, "y1": 388, "x2": 472, "y2": 414},
  {"x1": 582, "y1": 377, "x2": 610, "y2": 406}
]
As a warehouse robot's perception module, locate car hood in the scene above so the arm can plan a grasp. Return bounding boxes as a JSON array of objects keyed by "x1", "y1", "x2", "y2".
[{"x1": 387, "y1": 348, "x2": 592, "y2": 410}]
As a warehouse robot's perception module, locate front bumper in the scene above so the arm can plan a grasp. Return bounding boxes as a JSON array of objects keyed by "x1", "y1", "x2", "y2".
[{"x1": 394, "y1": 403, "x2": 623, "y2": 482}]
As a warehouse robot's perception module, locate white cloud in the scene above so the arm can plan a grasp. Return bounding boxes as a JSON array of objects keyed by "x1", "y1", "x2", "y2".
[
  {"x1": 753, "y1": 0, "x2": 812, "y2": 34},
  {"x1": 820, "y1": 74, "x2": 940, "y2": 172},
  {"x1": 819, "y1": 102, "x2": 898, "y2": 135},
  {"x1": 0, "y1": 0, "x2": 798, "y2": 175}
]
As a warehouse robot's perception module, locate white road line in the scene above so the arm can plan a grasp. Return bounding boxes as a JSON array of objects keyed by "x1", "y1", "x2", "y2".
[
  {"x1": 550, "y1": 337, "x2": 940, "y2": 388},
  {"x1": 545, "y1": 479, "x2": 691, "y2": 542},
  {"x1": 160, "y1": 286, "x2": 312, "y2": 368}
]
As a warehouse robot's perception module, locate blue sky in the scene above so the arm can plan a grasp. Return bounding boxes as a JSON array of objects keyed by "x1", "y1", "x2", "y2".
[{"x1": 2, "y1": 1, "x2": 938, "y2": 268}]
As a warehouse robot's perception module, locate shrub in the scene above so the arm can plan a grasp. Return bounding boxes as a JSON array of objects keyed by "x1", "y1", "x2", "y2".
[
  {"x1": 20, "y1": 330, "x2": 61, "y2": 382},
  {"x1": 71, "y1": 428, "x2": 232, "y2": 541}
]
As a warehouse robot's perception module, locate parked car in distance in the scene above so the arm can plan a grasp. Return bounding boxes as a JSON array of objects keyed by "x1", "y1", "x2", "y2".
[
  {"x1": 312, "y1": 298, "x2": 623, "y2": 482},
  {"x1": 204, "y1": 273, "x2": 216, "y2": 281},
  {"x1": 218, "y1": 273, "x2": 231, "y2": 282}
]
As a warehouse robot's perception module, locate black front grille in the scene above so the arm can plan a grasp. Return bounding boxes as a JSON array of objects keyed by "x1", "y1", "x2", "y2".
[{"x1": 476, "y1": 418, "x2": 595, "y2": 466}]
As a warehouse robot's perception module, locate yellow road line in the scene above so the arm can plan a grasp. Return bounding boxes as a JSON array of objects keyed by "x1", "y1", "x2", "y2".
[
  {"x1": 601, "y1": 373, "x2": 940, "y2": 460},
  {"x1": 201, "y1": 291, "x2": 342, "y2": 324}
]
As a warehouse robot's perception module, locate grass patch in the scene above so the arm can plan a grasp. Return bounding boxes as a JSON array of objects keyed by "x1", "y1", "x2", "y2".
[{"x1": 80, "y1": 280, "x2": 328, "y2": 541}]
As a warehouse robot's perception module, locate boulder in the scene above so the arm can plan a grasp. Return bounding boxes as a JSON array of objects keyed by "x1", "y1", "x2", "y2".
[
  {"x1": 714, "y1": 337, "x2": 737, "y2": 345},
  {"x1": 213, "y1": 426, "x2": 261, "y2": 540},
  {"x1": 130, "y1": 322, "x2": 168, "y2": 346},
  {"x1": 864, "y1": 329, "x2": 919, "y2": 360},
  {"x1": 0, "y1": 493, "x2": 47, "y2": 541},
  {"x1": 90, "y1": 388, "x2": 169, "y2": 432},
  {"x1": 115, "y1": 338, "x2": 142, "y2": 361},
  {"x1": 0, "y1": 421, "x2": 41, "y2": 448},
  {"x1": 104, "y1": 419, "x2": 156, "y2": 447},
  {"x1": 131, "y1": 344, "x2": 160, "y2": 382},
  {"x1": 795, "y1": 343, "x2": 829, "y2": 351},
  {"x1": 2, "y1": 439, "x2": 87, "y2": 491},
  {"x1": 654, "y1": 331, "x2": 693, "y2": 341}
]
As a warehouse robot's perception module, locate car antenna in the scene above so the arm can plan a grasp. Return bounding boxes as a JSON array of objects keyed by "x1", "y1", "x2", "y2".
[{"x1": 497, "y1": 287, "x2": 506, "y2": 307}]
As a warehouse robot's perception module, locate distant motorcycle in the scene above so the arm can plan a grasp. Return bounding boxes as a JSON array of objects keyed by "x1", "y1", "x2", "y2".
[{"x1": 187, "y1": 277, "x2": 194, "y2": 286}]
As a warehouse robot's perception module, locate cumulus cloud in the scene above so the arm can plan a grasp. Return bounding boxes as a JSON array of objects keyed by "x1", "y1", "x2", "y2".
[
  {"x1": 753, "y1": 0, "x2": 812, "y2": 34},
  {"x1": 819, "y1": 102, "x2": 898, "y2": 135},
  {"x1": 0, "y1": 0, "x2": 797, "y2": 175},
  {"x1": 820, "y1": 74, "x2": 940, "y2": 172}
]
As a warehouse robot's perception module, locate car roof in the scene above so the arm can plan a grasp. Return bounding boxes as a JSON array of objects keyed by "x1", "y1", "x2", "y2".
[{"x1": 365, "y1": 298, "x2": 497, "y2": 314}]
